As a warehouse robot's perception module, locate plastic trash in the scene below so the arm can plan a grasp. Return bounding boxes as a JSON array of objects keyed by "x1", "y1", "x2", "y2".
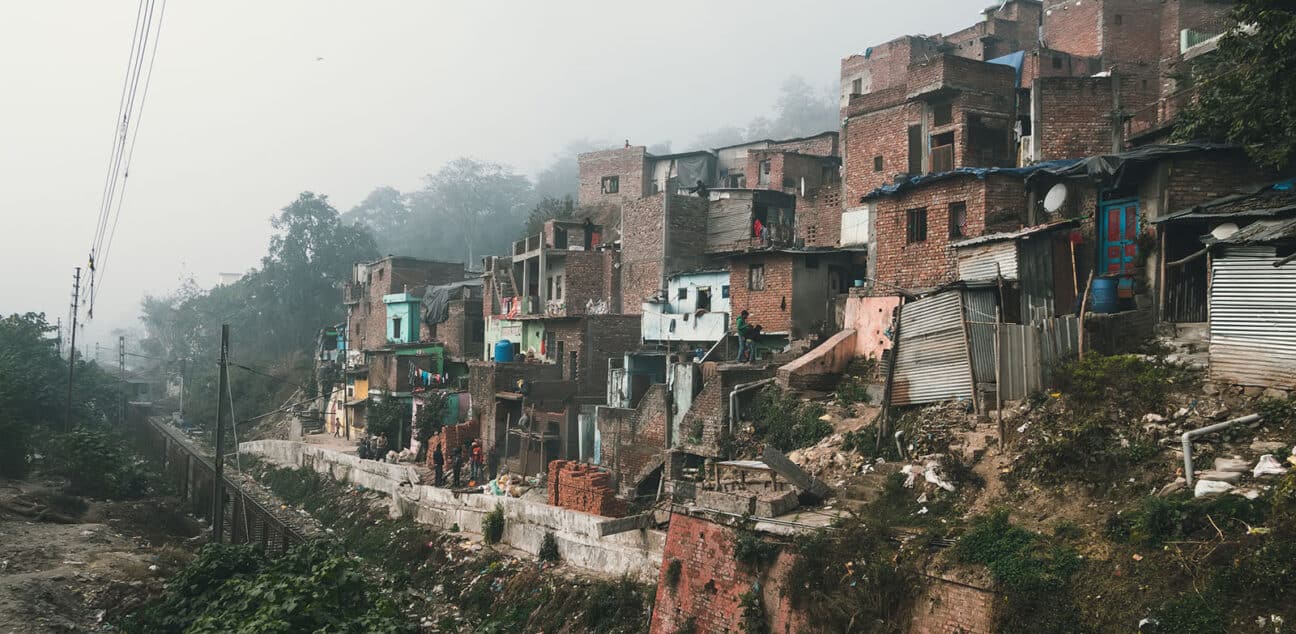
[
  {"x1": 1253, "y1": 454, "x2": 1288, "y2": 478},
  {"x1": 1194, "y1": 479, "x2": 1234, "y2": 497}
]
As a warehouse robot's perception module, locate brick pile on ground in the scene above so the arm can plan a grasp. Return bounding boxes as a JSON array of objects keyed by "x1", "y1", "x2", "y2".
[
  {"x1": 425, "y1": 419, "x2": 480, "y2": 469},
  {"x1": 547, "y1": 460, "x2": 626, "y2": 517}
]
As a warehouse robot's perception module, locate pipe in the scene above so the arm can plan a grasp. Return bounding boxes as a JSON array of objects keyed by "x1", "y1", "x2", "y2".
[
  {"x1": 728, "y1": 378, "x2": 775, "y2": 434},
  {"x1": 894, "y1": 430, "x2": 906, "y2": 460},
  {"x1": 1181, "y1": 413, "x2": 1260, "y2": 486}
]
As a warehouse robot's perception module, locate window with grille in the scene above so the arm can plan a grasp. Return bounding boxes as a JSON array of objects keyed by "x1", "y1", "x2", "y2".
[
  {"x1": 906, "y1": 208, "x2": 928, "y2": 243},
  {"x1": 601, "y1": 176, "x2": 619, "y2": 194},
  {"x1": 748, "y1": 265, "x2": 766, "y2": 290}
]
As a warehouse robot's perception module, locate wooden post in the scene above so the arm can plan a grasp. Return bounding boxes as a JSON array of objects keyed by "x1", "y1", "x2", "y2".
[
  {"x1": 212, "y1": 325, "x2": 229, "y2": 543},
  {"x1": 1077, "y1": 271, "x2": 1095, "y2": 360},
  {"x1": 994, "y1": 306, "x2": 1003, "y2": 450}
]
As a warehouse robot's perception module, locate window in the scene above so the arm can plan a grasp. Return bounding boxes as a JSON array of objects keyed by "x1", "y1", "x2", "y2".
[
  {"x1": 696, "y1": 288, "x2": 712, "y2": 311},
  {"x1": 721, "y1": 284, "x2": 730, "y2": 299},
  {"x1": 377, "y1": 269, "x2": 384, "y2": 280},
  {"x1": 907, "y1": 125, "x2": 923, "y2": 174},
  {"x1": 1114, "y1": 13, "x2": 1122, "y2": 25},
  {"x1": 873, "y1": 155, "x2": 884, "y2": 172},
  {"x1": 948, "y1": 202, "x2": 968, "y2": 239},
  {"x1": 601, "y1": 176, "x2": 619, "y2": 194},
  {"x1": 851, "y1": 77, "x2": 862, "y2": 95},
  {"x1": 392, "y1": 317, "x2": 402, "y2": 339},
  {"x1": 906, "y1": 208, "x2": 928, "y2": 243},
  {"x1": 805, "y1": 255, "x2": 820, "y2": 269},
  {"x1": 758, "y1": 160, "x2": 771, "y2": 186},
  {"x1": 555, "y1": 275, "x2": 563, "y2": 300},
  {"x1": 748, "y1": 264, "x2": 766, "y2": 291},
  {"x1": 1052, "y1": 55, "x2": 1063, "y2": 70},
  {"x1": 933, "y1": 102, "x2": 953, "y2": 127},
  {"x1": 678, "y1": 287, "x2": 688, "y2": 300}
]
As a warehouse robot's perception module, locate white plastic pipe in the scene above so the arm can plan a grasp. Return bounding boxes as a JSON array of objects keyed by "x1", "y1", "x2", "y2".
[
  {"x1": 728, "y1": 378, "x2": 774, "y2": 434},
  {"x1": 1181, "y1": 413, "x2": 1260, "y2": 486}
]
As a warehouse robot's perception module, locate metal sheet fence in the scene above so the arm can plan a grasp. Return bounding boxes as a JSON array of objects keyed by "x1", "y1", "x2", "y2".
[{"x1": 991, "y1": 315, "x2": 1079, "y2": 400}]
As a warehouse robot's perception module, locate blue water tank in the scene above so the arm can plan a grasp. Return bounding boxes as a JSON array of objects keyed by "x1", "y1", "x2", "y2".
[
  {"x1": 494, "y1": 339, "x2": 514, "y2": 363},
  {"x1": 1091, "y1": 278, "x2": 1119, "y2": 314}
]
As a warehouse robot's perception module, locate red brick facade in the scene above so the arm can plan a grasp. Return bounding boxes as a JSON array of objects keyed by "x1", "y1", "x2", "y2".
[
  {"x1": 547, "y1": 460, "x2": 626, "y2": 517},
  {"x1": 1036, "y1": 76, "x2": 1119, "y2": 160},
  {"x1": 649, "y1": 513, "x2": 807, "y2": 634},
  {"x1": 620, "y1": 193, "x2": 709, "y2": 314},
  {"x1": 869, "y1": 174, "x2": 1026, "y2": 290},
  {"x1": 598, "y1": 384, "x2": 669, "y2": 492},
  {"x1": 727, "y1": 252, "x2": 795, "y2": 334},
  {"x1": 346, "y1": 257, "x2": 465, "y2": 353},
  {"x1": 908, "y1": 577, "x2": 996, "y2": 634},
  {"x1": 577, "y1": 146, "x2": 649, "y2": 208},
  {"x1": 677, "y1": 365, "x2": 777, "y2": 457},
  {"x1": 424, "y1": 418, "x2": 480, "y2": 465},
  {"x1": 766, "y1": 132, "x2": 839, "y2": 157}
]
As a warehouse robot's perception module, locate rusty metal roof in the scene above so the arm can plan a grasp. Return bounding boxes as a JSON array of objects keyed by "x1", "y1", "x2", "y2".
[
  {"x1": 1155, "y1": 179, "x2": 1296, "y2": 223},
  {"x1": 1206, "y1": 216, "x2": 1296, "y2": 246}
]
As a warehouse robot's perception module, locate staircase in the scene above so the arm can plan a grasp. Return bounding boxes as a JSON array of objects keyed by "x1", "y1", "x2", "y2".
[{"x1": 488, "y1": 258, "x2": 518, "y2": 315}]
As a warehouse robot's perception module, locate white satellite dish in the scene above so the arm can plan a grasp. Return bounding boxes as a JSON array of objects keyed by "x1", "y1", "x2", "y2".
[
  {"x1": 1043, "y1": 183, "x2": 1068, "y2": 213},
  {"x1": 1210, "y1": 222, "x2": 1239, "y2": 240}
]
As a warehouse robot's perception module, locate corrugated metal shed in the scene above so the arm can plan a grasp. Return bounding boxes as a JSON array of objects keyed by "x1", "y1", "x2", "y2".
[
  {"x1": 957, "y1": 241, "x2": 1018, "y2": 281},
  {"x1": 963, "y1": 287, "x2": 999, "y2": 387},
  {"x1": 1209, "y1": 246, "x2": 1296, "y2": 388},
  {"x1": 1018, "y1": 235, "x2": 1056, "y2": 322},
  {"x1": 891, "y1": 292, "x2": 974, "y2": 406}
]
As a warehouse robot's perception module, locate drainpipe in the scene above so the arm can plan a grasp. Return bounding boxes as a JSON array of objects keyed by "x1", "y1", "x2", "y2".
[
  {"x1": 894, "y1": 430, "x2": 906, "y2": 460},
  {"x1": 1181, "y1": 413, "x2": 1260, "y2": 486},
  {"x1": 728, "y1": 378, "x2": 775, "y2": 434}
]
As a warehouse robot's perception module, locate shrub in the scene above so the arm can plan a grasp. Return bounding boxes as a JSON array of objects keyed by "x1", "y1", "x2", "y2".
[
  {"x1": 738, "y1": 589, "x2": 769, "y2": 634},
  {"x1": 750, "y1": 387, "x2": 831, "y2": 452},
  {"x1": 833, "y1": 375, "x2": 871, "y2": 404},
  {"x1": 538, "y1": 531, "x2": 559, "y2": 562},
  {"x1": 1256, "y1": 396, "x2": 1296, "y2": 427},
  {"x1": 483, "y1": 505, "x2": 505, "y2": 545},
  {"x1": 1106, "y1": 494, "x2": 1268, "y2": 547},
  {"x1": 47, "y1": 426, "x2": 157, "y2": 499},
  {"x1": 1148, "y1": 593, "x2": 1226, "y2": 634},
  {"x1": 732, "y1": 523, "x2": 780, "y2": 571},
  {"x1": 1013, "y1": 407, "x2": 1157, "y2": 485},
  {"x1": 665, "y1": 558, "x2": 682, "y2": 591}
]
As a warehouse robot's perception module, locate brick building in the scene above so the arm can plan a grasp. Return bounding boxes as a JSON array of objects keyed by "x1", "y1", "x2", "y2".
[{"x1": 342, "y1": 256, "x2": 466, "y2": 353}]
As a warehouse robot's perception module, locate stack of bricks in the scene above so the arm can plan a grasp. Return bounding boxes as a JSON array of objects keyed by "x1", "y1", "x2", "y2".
[
  {"x1": 547, "y1": 460, "x2": 626, "y2": 517},
  {"x1": 425, "y1": 418, "x2": 480, "y2": 468}
]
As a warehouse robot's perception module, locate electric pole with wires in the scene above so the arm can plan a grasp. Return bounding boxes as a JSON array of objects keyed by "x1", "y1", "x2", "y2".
[
  {"x1": 211, "y1": 324, "x2": 229, "y2": 543},
  {"x1": 65, "y1": 267, "x2": 82, "y2": 432},
  {"x1": 119, "y1": 336, "x2": 127, "y2": 425}
]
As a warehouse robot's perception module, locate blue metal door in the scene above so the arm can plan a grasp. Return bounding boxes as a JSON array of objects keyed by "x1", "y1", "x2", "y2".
[{"x1": 1099, "y1": 199, "x2": 1139, "y2": 275}]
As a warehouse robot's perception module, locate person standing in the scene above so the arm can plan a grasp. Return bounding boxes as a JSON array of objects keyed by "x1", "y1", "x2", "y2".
[
  {"x1": 735, "y1": 309, "x2": 751, "y2": 362},
  {"x1": 432, "y1": 443, "x2": 445, "y2": 487},
  {"x1": 470, "y1": 440, "x2": 484, "y2": 481}
]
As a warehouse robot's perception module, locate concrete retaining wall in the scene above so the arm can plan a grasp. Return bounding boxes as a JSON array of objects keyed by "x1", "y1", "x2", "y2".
[
  {"x1": 241, "y1": 439, "x2": 664, "y2": 582},
  {"x1": 776, "y1": 328, "x2": 858, "y2": 390}
]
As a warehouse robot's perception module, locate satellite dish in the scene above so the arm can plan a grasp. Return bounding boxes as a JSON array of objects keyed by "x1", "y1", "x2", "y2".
[
  {"x1": 1043, "y1": 183, "x2": 1068, "y2": 213},
  {"x1": 1210, "y1": 223, "x2": 1239, "y2": 240}
]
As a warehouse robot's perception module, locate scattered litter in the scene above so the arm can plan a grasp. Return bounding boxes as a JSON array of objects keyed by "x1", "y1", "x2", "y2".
[
  {"x1": 1142, "y1": 413, "x2": 1165, "y2": 424},
  {"x1": 1194, "y1": 479, "x2": 1234, "y2": 498},
  {"x1": 62, "y1": 560, "x2": 87, "y2": 566},
  {"x1": 1016, "y1": 422, "x2": 1029, "y2": 433},
  {"x1": 917, "y1": 506, "x2": 929, "y2": 515},
  {"x1": 1131, "y1": 553, "x2": 1143, "y2": 561},
  {"x1": 1253, "y1": 454, "x2": 1287, "y2": 478}
]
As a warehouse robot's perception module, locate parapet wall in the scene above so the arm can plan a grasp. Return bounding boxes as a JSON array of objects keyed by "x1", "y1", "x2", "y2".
[{"x1": 240, "y1": 440, "x2": 664, "y2": 582}]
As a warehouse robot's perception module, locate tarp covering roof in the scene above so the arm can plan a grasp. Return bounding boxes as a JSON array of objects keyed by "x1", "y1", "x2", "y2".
[
  {"x1": 1022, "y1": 142, "x2": 1239, "y2": 189},
  {"x1": 420, "y1": 279, "x2": 483, "y2": 327},
  {"x1": 1155, "y1": 179, "x2": 1296, "y2": 223},
  {"x1": 986, "y1": 51, "x2": 1025, "y2": 87},
  {"x1": 862, "y1": 159, "x2": 1081, "y2": 200}
]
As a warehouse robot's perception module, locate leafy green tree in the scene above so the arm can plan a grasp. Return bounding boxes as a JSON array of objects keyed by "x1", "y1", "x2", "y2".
[
  {"x1": 1174, "y1": 1, "x2": 1296, "y2": 169},
  {"x1": 342, "y1": 186, "x2": 419, "y2": 258},
  {"x1": 407, "y1": 158, "x2": 533, "y2": 263}
]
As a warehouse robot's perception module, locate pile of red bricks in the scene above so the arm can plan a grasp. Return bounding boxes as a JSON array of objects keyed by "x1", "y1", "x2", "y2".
[
  {"x1": 547, "y1": 460, "x2": 626, "y2": 517},
  {"x1": 425, "y1": 418, "x2": 480, "y2": 468}
]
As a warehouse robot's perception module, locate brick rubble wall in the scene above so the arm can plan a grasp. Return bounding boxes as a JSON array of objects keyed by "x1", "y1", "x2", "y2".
[
  {"x1": 908, "y1": 577, "x2": 996, "y2": 634},
  {"x1": 547, "y1": 460, "x2": 626, "y2": 517},
  {"x1": 648, "y1": 513, "x2": 806, "y2": 634}
]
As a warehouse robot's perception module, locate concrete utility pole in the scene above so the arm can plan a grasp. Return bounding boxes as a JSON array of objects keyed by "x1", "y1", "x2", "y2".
[
  {"x1": 119, "y1": 336, "x2": 126, "y2": 425},
  {"x1": 212, "y1": 324, "x2": 229, "y2": 543},
  {"x1": 65, "y1": 267, "x2": 81, "y2": 432}
]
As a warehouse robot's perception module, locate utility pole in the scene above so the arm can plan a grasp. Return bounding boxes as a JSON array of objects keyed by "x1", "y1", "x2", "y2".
[
  {"x1": 119, "y1": 336, "x2": 126, "y2": 425},
  {"x1": 65, "y1": 267, "x2": 81, "y2": 432},
  {"x1": 56, "y1": 318, "x2": 63, "y2": 357},
  {"x1": 211, "y1": 324, "x2": 229, "y2": 543}
]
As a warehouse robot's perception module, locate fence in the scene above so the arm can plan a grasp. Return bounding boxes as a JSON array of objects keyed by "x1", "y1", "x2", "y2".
[
  {"x1": 127, "y1": 406, "x2": 306, "y2": 555},
  {"x1": 993, "y1": 315, "x2": 1079, "y2": 400}
]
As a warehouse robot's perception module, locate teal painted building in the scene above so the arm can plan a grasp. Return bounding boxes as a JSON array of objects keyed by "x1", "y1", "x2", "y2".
[{"x1": 383, "y1": 292, "x2": 422, "y2": 344}]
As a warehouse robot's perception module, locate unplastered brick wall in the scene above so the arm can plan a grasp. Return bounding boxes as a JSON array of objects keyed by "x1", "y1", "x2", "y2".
[
  {"x1": 558, "y1": 251, "x2": 607, "y2": 315},
  {"x1": 586, "y1": 315, "x2": 642, "y2": 398},
  {"x1": 648, "y1": 513, "x2": 806, "y2": 634},
  {"x1": 577, "y1": 146, "x2": 648, "y2": 208},
  {"x1": 547, "y1": 460, "x2": 626, "y2": 517},
  {"x1": 597, "y1": 384, "x2": 668, "y2": 493},
  {"x1": 430, "y1": 297, "x2": 483, "y2": 361},
  {"x1": 840, "y1": 35, "x2": 942, "y2": 113},
  {"x1": 1036, "y1": 76, "x2": 1117, "y2": 160},
  {"x1": 767, "y1": 132, "x2": 839, "y2": 157},
  {"x1": 1164, "y1": 153, "x2": 1275, "y2": 213},
  {"x1": 620, "y1": 194, "x2": 709, "y2": 315},
  {"x1": 869, "y1": 174, "x2": 1027, "y2": 291},
  {"x1": 844, "y1": 100, "x2": 921, "y2": 204},
  {"x1": 1043, "y1": 0, "x2": 1104, "y2": 57},
  {"x1": 425, "y1": 418, "x2": 480, "y2": 464},
  {"x1": 908, "y1": 576, "x2": 996, "y2": 634},
  {"x1": 800, "y1": 187, "x2": 843, "y2": 248},
  {"x1": 677, "y1": 365, "x2": 776, "y2": 457},
  {"x1": 727, "y1": 252, "x2": 795, "y2": 334}
]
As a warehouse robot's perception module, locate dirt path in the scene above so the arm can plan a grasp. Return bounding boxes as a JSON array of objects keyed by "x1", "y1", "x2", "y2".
[{"x1": 0, "y1": 479, "x2": 201, "y2": 633}]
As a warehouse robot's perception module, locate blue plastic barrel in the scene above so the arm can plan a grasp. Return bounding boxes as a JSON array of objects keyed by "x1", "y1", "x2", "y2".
[
  {"x1": 1091, "y1": 278, "x2": 1118, "y2": 314},
  {"x1": 494, "y1": 339, "x2": 514, "y2": 363}
]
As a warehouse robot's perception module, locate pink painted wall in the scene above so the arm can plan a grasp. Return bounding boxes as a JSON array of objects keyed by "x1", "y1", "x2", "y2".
[{"x1": 842, "y1": 295, "x2": 902, "y2": 360}]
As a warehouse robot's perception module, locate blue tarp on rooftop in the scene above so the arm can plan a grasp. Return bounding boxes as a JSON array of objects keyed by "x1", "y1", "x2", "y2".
[
  {"x1": 987, "y1": 51, "x2": 1025, "y2": 87},
  {"x1": 861, "y1": 159, "x2": 1083, "y2": 201}
]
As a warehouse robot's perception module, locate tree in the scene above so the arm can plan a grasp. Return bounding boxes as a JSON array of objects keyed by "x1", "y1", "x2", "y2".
[
  {"x1": 689, "y1": 75, "x2": 838, "y2": 149},
  {"x1": 1173, "y1": 1, "x2": 1296, "y2": 169},
  {"x1": 523, "y1": 195, "x2": 575, "y2": 237},
  {"x1": 407, "y1": 158, "x2": 533, "y2": 263},
  {"x1": 342, "y1": 186, "x2": 419, "y2": 257},
  {"x1": 533, "y1": 140, "x2": 609, "y2": 201}
]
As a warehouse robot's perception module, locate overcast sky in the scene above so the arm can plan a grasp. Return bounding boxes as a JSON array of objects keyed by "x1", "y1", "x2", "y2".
[{"x1": 0, "y1": 0, "x2": 975, "y2": 355}]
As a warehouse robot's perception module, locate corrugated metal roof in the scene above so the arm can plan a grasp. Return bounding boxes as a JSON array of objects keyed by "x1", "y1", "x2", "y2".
[
  {"x1": 1209, "y1": 247, "x2": 1296, "y2": 388},
  {"x1": 862, "y1": 160, "x2": 1082, "y2": 201},
  {"x1": 1207, "y1": 217, "x2": 1296, "y2": 246},
  {"x1": 1156, "y1": 179, "x2": 1296, "y2": 223},
  {"x1": 950, "y1": 220, "x2": 1077, "y2": 248},
  {"x1": 891, "y1": 292, "x2": 974, "y2": 406},
  {"x1": 957, "y1": 241, "x2": 1019, "y2": 281}
]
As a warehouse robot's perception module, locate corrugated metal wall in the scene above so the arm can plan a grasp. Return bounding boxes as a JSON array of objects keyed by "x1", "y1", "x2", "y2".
[
  {"x1": 706, "y1": 198, "x2": 752, "y2": 249},
  {"x1": 963, "y1": 288, "x2": 999, "y2": 387},
  {"x1": 956, "y1": 241, "x2": 1018, "y2": 281},
  {"x1": 1210, "y1": 246, "x2": 1296, "y2": 388},
  {"x1": 1018, "y1": 236, "x2": 1056, "y2": 323},
  {"x1": 892, "y1": 292, "x2": 974, "y2": 406},
  {"x1": 996, "y1": 316, "x2": 1079, "y2": 399}
]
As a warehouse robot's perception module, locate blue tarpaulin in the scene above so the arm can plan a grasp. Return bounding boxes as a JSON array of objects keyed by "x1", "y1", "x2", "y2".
[
  {"x1": 862, "y1": 159, "x2": 1083, "y2": 201},
  {"x1": 987, "y1": 51, "x2": 1025, "y2": 87}
]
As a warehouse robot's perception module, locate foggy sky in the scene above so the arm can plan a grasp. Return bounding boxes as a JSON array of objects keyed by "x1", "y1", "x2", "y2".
[{"x1": 0, "y1": 0, "x2": 975, "y2": 354}]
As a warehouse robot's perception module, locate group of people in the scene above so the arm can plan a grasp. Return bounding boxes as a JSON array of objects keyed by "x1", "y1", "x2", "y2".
[
  {"x1": 356, "y1": 432, "x2": 420, "y2": 463},
  {"x1": 429, "y1": 438, "x2": 500, "y2": 489}
]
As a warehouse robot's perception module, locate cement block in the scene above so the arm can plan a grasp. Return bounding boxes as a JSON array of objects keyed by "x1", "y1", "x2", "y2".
[
  {"x1": 696, "y1": 490, "x2": 756, "y2": 515},
  {"x1": 1195, "y1": 470, "x2": 1243, "y2": 484},
  {"x1": 755, "y1": 490, "x2": 799, "y2": 517}
]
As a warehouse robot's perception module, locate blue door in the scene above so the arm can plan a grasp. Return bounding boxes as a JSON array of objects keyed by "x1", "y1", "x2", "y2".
[{"x1": 1099, "y1": 199, "x2": 1139, "y2": 275}]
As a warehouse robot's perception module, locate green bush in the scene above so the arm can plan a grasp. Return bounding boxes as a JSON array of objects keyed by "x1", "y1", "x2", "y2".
[
  {"x1": 739, "y1": 589, "x2": 769, "y2": 634},
  {"x1": 1149, "y1": 593, "x2": 1226, "y2": 634},
  {"x1": 732, "y1": 523, "x2": 780, "y2": 571},
  {"x1": 665, "y1": 558, "x2": 682, "y2": 591},
  {"x1": 47, "y1": 426, "x2": 157, "y2": 499},
  {"x1": 1014, "y1": 407, "x2": 1157, "y2": 485},
  {"x1": 0, "y1": 417, "x2": 32, "y2": 479},
  {"x1": 1106, "y1": 494, "x2": 1268, "y2": 547},
  {"x1": 538, "y1": 531, "x2": 559, "y2": 562},
  {"x1": 750, "y1": 387, "x2": 831, "y2": 452},
  {"x1": 1256, "y1": 396, "x2": 1296, "y2": 427},
  {"x1": 955, "y1": 510, "x2": 1083, "y2": 633},
  {"x1": 833, "y1": 375, "x2": 872, "y2": 404},
  {"x1": 483, "y1": 505, "x2": 505, "y2": 545}
]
